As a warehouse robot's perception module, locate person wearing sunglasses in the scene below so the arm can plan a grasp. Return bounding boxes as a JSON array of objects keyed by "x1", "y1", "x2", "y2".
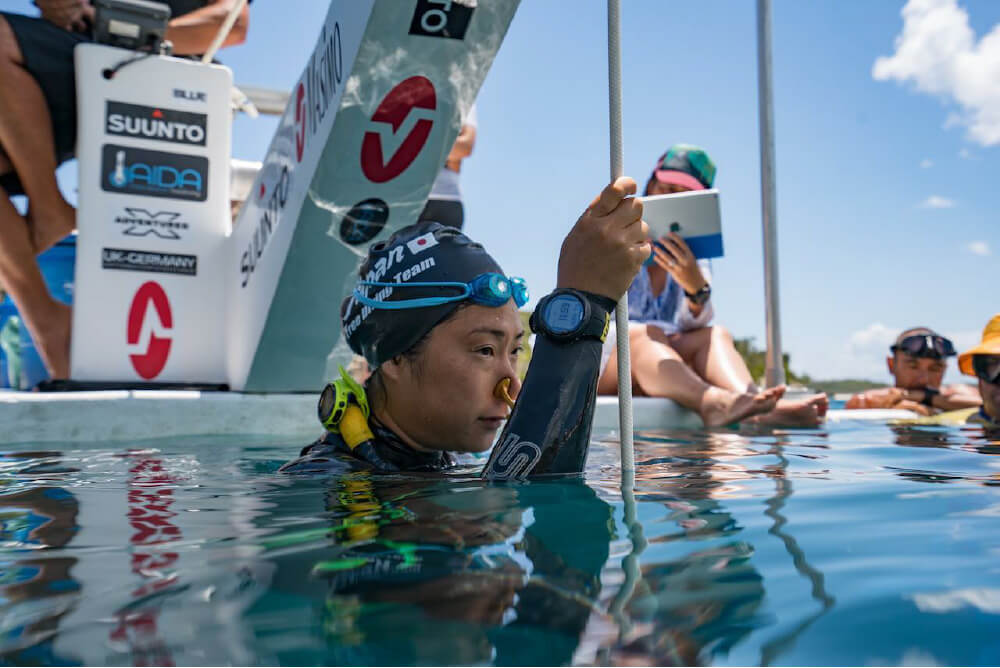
[
  {"x1": 281, "y1": 177, "x2": 650, "y2": 478},
  {"x1": 956, "y1": 315, "x2": 1000, "y2": 426},
  {"x1": 597, "y1": 144, "x2": 828, "y2": 427},
  {"x1": 846, "y1": 327, "x2": 982, "y2": 415}
]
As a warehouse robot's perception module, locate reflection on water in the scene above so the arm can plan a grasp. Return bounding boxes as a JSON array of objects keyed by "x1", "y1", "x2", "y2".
[
  {"x1": 0, "y1": 451, "x2": 81, "y2": 665},
  {"x1": 0, "y1": 421, "x2": 999, "y2": 664}
]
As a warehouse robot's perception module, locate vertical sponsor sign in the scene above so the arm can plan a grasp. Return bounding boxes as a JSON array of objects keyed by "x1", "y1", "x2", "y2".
[
  {"x1": 228, "y1": 0, "x2": 521, "y2": 391},
  {"x1": 72, "y1": 45, "x2": 232, "y2": 383}
]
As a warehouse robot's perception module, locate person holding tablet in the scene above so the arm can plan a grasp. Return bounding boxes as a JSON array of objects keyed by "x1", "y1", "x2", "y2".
[{"x1": 597, "y1": 144, "x2": 828, "y2": 427}]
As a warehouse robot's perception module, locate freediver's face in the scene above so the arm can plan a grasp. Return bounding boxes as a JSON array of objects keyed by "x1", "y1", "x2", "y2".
[
  {"x1": 979, "y1": 378, "x2": 1000, "y2": 421},
  {"x1": 888, "y1": 352, "x2": 947, "y2": 390},
  {"x1": 383, "y1": 303, "x2": 524, "y2": 453}
]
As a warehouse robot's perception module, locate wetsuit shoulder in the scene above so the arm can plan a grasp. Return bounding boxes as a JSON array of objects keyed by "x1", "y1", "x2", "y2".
[
  {"x1": 280, "y1": 423, "x2": 457, "y2": 474},
  {"x1": 278, "y1": 433, "x2": 371, "y2": 475}
]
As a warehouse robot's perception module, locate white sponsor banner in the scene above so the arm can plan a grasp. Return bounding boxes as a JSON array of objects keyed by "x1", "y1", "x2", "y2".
[
  {"x1": 71, "y1": 45, "x2": 232, "y2": 383},
  {"x1": 225, "y1": 0, "x2": 375, "y2": 391},
  {"x1": 230, "y1": 0, "x2": 521, "y2": 391}
]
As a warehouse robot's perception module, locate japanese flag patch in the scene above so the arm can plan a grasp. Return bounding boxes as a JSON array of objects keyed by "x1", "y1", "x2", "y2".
[{"x1": 406, "y1": 232, "x2": 439, "y2": 255}]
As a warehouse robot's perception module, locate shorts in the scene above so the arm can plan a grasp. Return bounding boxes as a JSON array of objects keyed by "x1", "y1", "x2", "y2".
[
  {"x1": 0, "y1": 12, "x2": 89, "y2": 194},
  {"x1": 418, "y1": 198, "x2": 464, "y2": 230}
]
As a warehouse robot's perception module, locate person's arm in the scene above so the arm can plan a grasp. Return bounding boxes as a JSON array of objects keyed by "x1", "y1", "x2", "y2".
[
  {"x1": 165, "y1": 0, "x2": 250, "y2": 55},
  {"x1": 482, "y1": 178, "x2": 649, "y2": 479},
  {"x1": 444, "y1": 124, "x2": 476, "y2": 172},
  {"x1": 675, "y1": 260, "x2": 713, "y2": 330},
  {"x1": 652, "y1": 233, "x2": 709, "y2": 320},
  {"x1": 34, "y1": 0, "x2": 90, "y2": 32},
  {"x1": 482, "y1": 291, "x2": 615, "y2": 479},
  {"x1": 904, "y1": 385, "x2": 983, "y2": 412},
  {"x1": 845, "y1": 387, "x2": 905, "y2": 409}
]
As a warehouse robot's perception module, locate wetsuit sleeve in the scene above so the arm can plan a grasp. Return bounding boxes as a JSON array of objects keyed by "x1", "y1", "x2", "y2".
[{"x1": 481, "y1": 292, "x2": 616, "y2": 480}]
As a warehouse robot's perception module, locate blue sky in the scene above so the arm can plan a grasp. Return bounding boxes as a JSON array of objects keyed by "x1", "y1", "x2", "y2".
[{"x1": 6, "y1": 0, "x2": 998, "y2": 382}]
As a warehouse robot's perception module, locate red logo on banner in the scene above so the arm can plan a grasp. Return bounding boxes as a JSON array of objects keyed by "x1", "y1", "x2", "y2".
[
  {"x1": 127, "y1": 281, "x2": 172, "y2": 380},
  {"x1": 294, "y1": 82, "x2": 307, "y2": 163},
  {"x1": 360, "y1": 76, "x2": 436, "y2": 183}
]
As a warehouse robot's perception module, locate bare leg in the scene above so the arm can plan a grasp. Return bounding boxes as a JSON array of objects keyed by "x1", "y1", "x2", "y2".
[
  {"x1": 670, "y1": 325, "x2": 827, "y2": 427},
  {"x1": 0, "y1": 16, "x2": 75, "y2": 254},
  {"x1": 669, "y1": 325, "x2": 756, "y2": 393},
  {"x1": 0, "y1": 180, "x2": 70, "y2": 379},
  {"x1": 598, "y1": 325, "x2": 782, "y2": 427}
]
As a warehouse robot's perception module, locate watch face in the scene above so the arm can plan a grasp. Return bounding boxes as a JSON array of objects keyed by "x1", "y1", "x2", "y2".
[{"x1": 544, "y1": 294, "x2": 585, "y2": 334}]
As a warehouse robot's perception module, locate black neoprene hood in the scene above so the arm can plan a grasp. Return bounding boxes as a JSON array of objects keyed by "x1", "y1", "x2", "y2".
[{"x1": 341, "y1": 222, "x2": 504, "y2": 368}]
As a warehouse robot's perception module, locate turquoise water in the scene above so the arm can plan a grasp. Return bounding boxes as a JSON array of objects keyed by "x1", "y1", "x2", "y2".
[{"x1": 2, "y1": 419, "x2": 1000, "y2": 665}]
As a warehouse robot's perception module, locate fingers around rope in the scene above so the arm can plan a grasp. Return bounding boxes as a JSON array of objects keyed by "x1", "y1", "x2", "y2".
[{"x1": 591, "y1": 176, "x2": 637, "y2": 216}]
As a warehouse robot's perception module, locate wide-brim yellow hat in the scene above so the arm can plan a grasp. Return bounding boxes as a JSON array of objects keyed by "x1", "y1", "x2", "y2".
[{"x1": 959, "y1": 314, "x2": 1000, "y2": 376}]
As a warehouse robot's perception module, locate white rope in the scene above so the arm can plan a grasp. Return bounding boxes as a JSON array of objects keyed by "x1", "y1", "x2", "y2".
[
  {"x1": 607, "y1": 0, "x2": 635, "y2": 476},
  {"x1": 201, "y1": 0, "x2": 248, "y2": 64}
]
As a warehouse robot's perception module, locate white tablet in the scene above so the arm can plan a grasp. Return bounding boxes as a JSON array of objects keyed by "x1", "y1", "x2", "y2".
[{"x1": 639, "y1": 189, "x2": 723, "y2": 259}]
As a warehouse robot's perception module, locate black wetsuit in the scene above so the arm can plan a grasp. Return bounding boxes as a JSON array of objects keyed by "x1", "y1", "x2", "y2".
[{"x1": 279, "y1": 291, "x2": 616, "y2": 479}]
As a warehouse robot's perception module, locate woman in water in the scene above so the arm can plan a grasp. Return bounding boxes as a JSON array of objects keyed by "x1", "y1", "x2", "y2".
[{"x1": 282, "y1": 177, "x2": 650, "y2": 477}]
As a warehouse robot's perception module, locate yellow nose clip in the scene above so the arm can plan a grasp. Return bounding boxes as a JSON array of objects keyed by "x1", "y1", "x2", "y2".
[{"x1": 494, "y1": 377, "x2": 516, "y2": 410}]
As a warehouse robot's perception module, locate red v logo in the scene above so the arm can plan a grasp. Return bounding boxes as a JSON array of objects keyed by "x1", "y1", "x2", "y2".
[
  {"x1": 127, "y1": 281, "x2": 173, "y2": 380},
  {"x1": 360, "y1": 76, "x2": 436, "y2": 183}
]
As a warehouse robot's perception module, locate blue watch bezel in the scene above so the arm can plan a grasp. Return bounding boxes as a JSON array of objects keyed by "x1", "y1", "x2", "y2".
[{"x1": 531, "y1": 289, "x2": 608, "y2": 343}]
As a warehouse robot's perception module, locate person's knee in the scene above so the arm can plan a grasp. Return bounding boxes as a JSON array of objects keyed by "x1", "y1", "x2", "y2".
[{"x1": 710, "y1": 324, "x2": 734, "y2": 344}]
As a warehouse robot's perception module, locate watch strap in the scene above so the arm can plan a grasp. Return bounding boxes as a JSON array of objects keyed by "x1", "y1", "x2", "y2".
[
  {"x1": 684, "y1": 283, "x2": 711, "y2": 306},
  {"x1": 921, "y1": 386, "x2": 939, "y2": 407}
]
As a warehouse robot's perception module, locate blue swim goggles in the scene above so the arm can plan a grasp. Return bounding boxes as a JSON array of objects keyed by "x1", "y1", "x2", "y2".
[{"x1": 352, "y1": 272, "x2": 529, "y2": 310}]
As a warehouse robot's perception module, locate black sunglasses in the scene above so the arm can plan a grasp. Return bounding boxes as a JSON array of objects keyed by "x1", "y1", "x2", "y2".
[
  {"x1": 891, "y1": 334, "x2": 956, "y2": 359},
  {"x1": 973, "y1": 355, "x2": 1000, "y2": 385}
]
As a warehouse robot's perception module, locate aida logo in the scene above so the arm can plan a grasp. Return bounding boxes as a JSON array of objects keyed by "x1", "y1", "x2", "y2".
[
  {"x1": 102, "y1": 144, "x2": 208, "y2": 202},
  {"x1": 360, "y1": 76, "x2": 436, "y2": 183},
  {"x1": 127, "y1": 281, "x2": 172, "y2": 380}
]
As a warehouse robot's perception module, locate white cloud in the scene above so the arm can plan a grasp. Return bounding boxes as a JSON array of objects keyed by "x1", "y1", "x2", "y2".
[
  {"x1": 849, "y1": 322, "x2": 898, "y2": 352},
  {"x1": 920, "y1": 195, "x2": 956, "y2": 208},
  {"x1": 919, "y1": 158, "x2": 934, "y2": 168},
  {"x1": 959, "y1": 147, "x2": 973, "y2": 158},
  {"x1": 873, "y1": 0, "x2": 1000, "y2": 146},
  {"x1": 968, "y1": 240, "x2": 991, "y2": 256},
  {"x1": 910, "y1": 588, "x2": 1000, "y2": 614}
]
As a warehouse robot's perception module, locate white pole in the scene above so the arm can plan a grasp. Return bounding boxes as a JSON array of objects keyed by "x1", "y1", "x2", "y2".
[
  {"x1": 756, "y1": 0, "x2": 786, "y2": 388},
  {"x1": 201, "y1": 0, "x2": 248, "y2": 64},
  {"x1": 608, "y1": 0, "x2": 636, "y2": 474}
]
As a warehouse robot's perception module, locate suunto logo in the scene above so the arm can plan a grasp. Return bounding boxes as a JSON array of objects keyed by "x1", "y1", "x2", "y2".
[
  {"x1": 127, "y1": 281, "x2": 172, "y2": 380},
  {"x1": 240, "y1": 165, "x2": 291, "y2": 288},
  {"x1": 101, "y1": 144, "x2": 208, "y2": 202},
  {"x1": 106, "y1": 101, "x2": 207, "y2": 146}
]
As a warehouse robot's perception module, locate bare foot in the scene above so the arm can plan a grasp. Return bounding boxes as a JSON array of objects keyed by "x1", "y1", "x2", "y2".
[
  {"x1": 30, "y1": 301, "x2": 71, "y2": 379},
  {"x1": 746, "y1": 393, "x2": 829, "y2": 428},
  {"x1": 27, "y1": 198, "x2": 76, "y2": 255},
  {"x1": 700, "y1": 385, "x2": 785, "y2": 427}
]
